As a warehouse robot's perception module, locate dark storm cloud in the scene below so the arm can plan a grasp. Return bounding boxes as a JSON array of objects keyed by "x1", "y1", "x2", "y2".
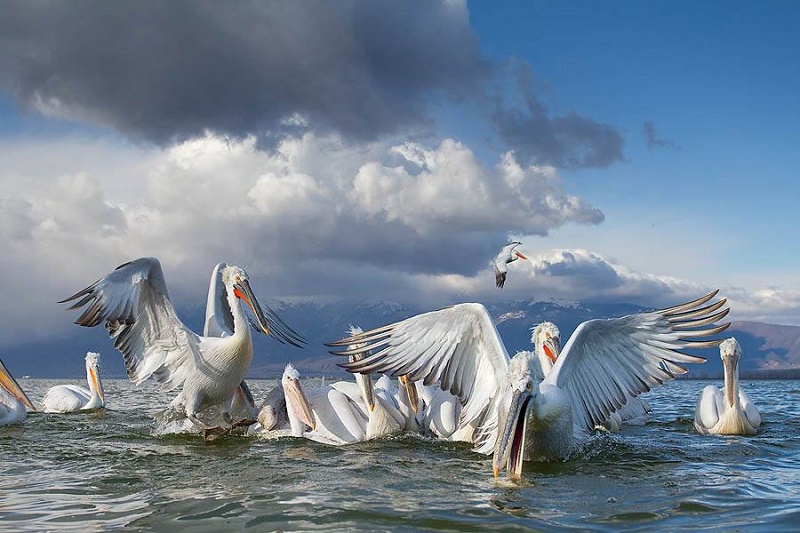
[
  {"x1": 0, "y1": 0, "x2": 487, "y2": 144},
  {"x1": 643, "y1": 120, "x2": 678, "y2": 150},
  {"x1": 490, "y1": 63, "x2": 624, "y2": 169}
]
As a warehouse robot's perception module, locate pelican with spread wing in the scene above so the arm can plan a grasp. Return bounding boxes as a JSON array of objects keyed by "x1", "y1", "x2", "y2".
[
  {"x1": 329, "y1": 291, "x2": 729, "y2": 480},
  {"x1": 0, "y1": 359, "x2": 36, "y2": 426},
  {"x1": 61, "y1": 257, "x2": 305, "y2": 436},
  {"x1": 521, "y1": 322, "x2": 651, "y2": 430},
  {"x1": 494, "y1": 242, "x2": 527, "y2": 288}
]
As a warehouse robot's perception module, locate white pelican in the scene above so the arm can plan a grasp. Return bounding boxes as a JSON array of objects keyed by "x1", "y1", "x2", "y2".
[
  {"x1": 524, "y1": 321, "x2": 651, "y2": 430},
  {"x1": 203, "y1": 262, "x2": 263, "y2": 430},
  {"x1": 330, "y1": 290, "x2": 729, "y2": 480},
  {"x1": 41, "y1": 352, "x2": 106, "y2": 413},
  {"x1": 277, "y1": 357, "x2": 410, "y2": 444},
  {"x1": 494, "y1": 242, "x2": 527, "y2": 288},
  {"x1": 694, "y1": 337, "x2": 761, "y2": 435},
  {"x1": 0, "y1": 359, "x2": 36, "y2": 426},
  {"x1": 61, "y1": 257, "x2": 305, "y2": 437}
]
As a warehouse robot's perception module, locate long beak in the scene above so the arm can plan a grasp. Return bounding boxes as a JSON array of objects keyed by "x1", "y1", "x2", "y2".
[
  {"x1": 514, "y1": 251, "x2": 528, "y2": 261},
  {"x1": 284, "y1": 377, "x2": 316, "y2": 430},
  {"x1": 238, "y1": 381, "x2": 257, "y2": 412},
  {"x1": 234, "y1": 280, "x2": 306, "y2": 347},
  {"x1": 493, "y1": 389, "x2": 531, "y2": 480},
  {"x1": 0, "y1": 359, "x2": 36, "y2": 412},
  {"x1": 90, "y1": 367, "x2": 105, "y2": 404},
  {"x1": 724, "y1": 357, "x2": 738, "y2": 408},
  {"x1": 399, "y1": 375, "x2": 419, "y2": 413},
  {"x1": 543, "y1": 337, "x2": 560, "y2": 364},
  {"x1": 357, "y1": 371, "x2": 376, "y2": 412}
]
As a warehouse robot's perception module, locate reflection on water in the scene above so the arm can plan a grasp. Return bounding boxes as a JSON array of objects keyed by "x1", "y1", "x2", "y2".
[{"x1": 1, "y1": 379, "x2": 798, "y2": 531}]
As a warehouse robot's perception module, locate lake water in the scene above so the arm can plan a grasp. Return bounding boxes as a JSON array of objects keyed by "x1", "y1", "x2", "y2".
[{"x1": 1, "y1": 378, "x2": 798, "y2": 532}]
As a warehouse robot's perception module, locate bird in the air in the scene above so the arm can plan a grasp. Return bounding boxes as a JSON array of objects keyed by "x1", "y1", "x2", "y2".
[{"x1": 494, "y1": 242, "x2": 527, "y2": 288}]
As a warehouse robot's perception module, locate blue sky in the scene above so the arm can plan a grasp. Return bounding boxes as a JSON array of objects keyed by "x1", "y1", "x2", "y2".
[{"x1": 0, "y1": 1, "x2": 798, "y2": 350}]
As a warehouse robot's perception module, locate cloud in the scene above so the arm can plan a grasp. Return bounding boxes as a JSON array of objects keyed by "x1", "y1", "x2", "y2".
[
  {"x1": 643, "y1": 120, "x2": 678, "y2": 150},
  {"x1": 0, "y1": 1, "x2": 487, "y2": 144},
  {"x1": 479, "y1": 248, "x2": 707, "y2": 307},
  {"x1": 490, "y1": 63, "x2": 625, "y2": 169},
  {"x1": 0, "y1": 132, "x2": 604, "y2": 346}
]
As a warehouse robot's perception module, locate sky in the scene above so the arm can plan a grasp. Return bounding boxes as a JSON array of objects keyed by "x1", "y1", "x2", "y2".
[{"x1": 1, "y1": 0, "x2": 799, "y2": 351}]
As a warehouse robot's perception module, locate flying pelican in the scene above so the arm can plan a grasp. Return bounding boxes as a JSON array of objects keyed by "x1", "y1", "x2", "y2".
[
  {"x1": 494, "y1": 242, "x2": 527, "y2": 288},
  {"x1": 61, "y1": 257, "x2": 305, "y2": 437},
  {"x1": 0, "y1": 359, "x2": 36, "y2": 426},
  {"x1": 41, "y1": 352, "x2": 106, "y2": 413},
  {"x1": 329, "y1": 290, "x2": 729, "y2": 480},
  {"x1": 694, "y1": 337, "x2": 761, "y2": 435}
]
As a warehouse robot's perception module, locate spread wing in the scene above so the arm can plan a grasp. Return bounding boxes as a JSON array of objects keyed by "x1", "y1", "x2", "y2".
[
  {"x1": 546, "y1": 290, "x2": 729, "y2": 436},
  {"x1": 328, "y1": 303, "x2": 511, "y2": 453},
  {"x1": 60, "y1": 257, "x2": 200, "y2": 390},
  {"x1": 493, "y1": 243, "x2": 517, "y2": 288},
  {"x1": 203, "y1": 262, "x2": 234, "y2": 338},
  {"x1": 494, "y1": 262, "x2": 508, "y2": 288}
]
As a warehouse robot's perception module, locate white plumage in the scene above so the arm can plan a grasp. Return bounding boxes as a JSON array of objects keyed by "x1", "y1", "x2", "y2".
[
  {"x1": 41, "y1": 352, "x2": 105, "y2": 413},
  {"x1": 0, "y1": 359, "x2": 36, "y2": 426},
  {"x1": 694, "y1": 337, "x2": 761, "y2": 435},
  {"x1": 61, "y1": 257, "x2": 304, "y2": 434},
  {"x1": 493, "y1": 242, "x2": 527, "y2": 289},
  {"x1": 330, "y1": 291, "x2": 729, "y2": 480}
]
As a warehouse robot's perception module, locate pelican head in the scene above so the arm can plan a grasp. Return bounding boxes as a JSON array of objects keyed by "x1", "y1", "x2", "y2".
[
  {"x1": 719, "y1": 337, "x2": 741, "y2": 366},
  {"x1": 222, "y1": 265, "x2": 306, "y2": 347},
  {"x1": 347, "y1": 326, "x2": 376, "y2": 412},
  {"x1": 493, "y1": 351, "x2": 539, "y2": 480},
  {"x1": 84, "y1": 351, "x2": 105, "y2": 407},
  {"x1": 719, "y1": 337, "x2": 741, "y2": 407},
  {"x1": 222, "y1": 265, "x2": 270, "y2": 333},
  {"x1": 281, "y1": 364, "x2": 316, "y2": 431},
  {"x1": 532, "y1": 322, "x2": 561, "y2": 367}
]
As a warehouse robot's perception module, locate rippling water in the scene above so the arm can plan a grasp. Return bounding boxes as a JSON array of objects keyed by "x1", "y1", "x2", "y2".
[{"x1": 2, "y1": 378, "x2": 798, "y2": 531}]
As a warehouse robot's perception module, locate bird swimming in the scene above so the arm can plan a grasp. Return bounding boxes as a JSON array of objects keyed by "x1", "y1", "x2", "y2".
[
  {"x1": 61, "y1": 257, "x2": 305, "y2": 438},
  {"x1": 0, "y1": 359, "x2": 36, "y2": 426},
  {"x1": 41, "y1": 352, "x2": 106, "y2": 413},
  {"x1": 694, "y1": 337, "x2": 761, "y2": 435},
  {"x1": 329, "y1": 290, "x2": 729, "y2": 480}
]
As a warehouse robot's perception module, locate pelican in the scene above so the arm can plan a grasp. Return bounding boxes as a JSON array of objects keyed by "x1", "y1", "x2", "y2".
[
  {"x1": 204, "y1": 262, "x2": 262, "y2": 430},
  {"x1": 524, "y1": 321, "x2": 651, "y2": 430},
  {"x1": 61, "y1": 257, "x2": 304, "y2": 437},
  {"x1": 694, "y1": 337, "x2": 761, "y2": 435},
  {"x1": 330, "y1": 290, "x2": 729, "y2": 480},
  {"x1": 0, "y1": 359, "x2": 36, "y2": 426},
  {"x1": 494, "y1": 242, "x2": 527, "y2": 288},
  {"x1": 275, "y1": 327, "x2": 414, "y2": 444},
  {"x1": 41, "y1": 352, "x2": 106, "y2": 413}
]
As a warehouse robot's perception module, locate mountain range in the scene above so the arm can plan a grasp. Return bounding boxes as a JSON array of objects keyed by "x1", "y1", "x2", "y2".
[{"x1": 5, "y1": 299, "x2": 800, "y2": 380}]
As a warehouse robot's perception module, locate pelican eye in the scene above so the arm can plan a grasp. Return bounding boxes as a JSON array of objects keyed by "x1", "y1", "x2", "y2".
[{"x1": 525, "y1": 382, "x2": 533, "y2": 391}]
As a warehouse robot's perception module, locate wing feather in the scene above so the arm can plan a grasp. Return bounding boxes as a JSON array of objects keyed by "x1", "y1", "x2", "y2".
[
  {"x1": 329, "y1": 303, "x2": 511, "y2": 452},
  {"x1": 61, "y1": 257, "x2": 201, "y2": 390},
  {"x1": 546, "y1": 290, "x2": 729, "y2": 436}
]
